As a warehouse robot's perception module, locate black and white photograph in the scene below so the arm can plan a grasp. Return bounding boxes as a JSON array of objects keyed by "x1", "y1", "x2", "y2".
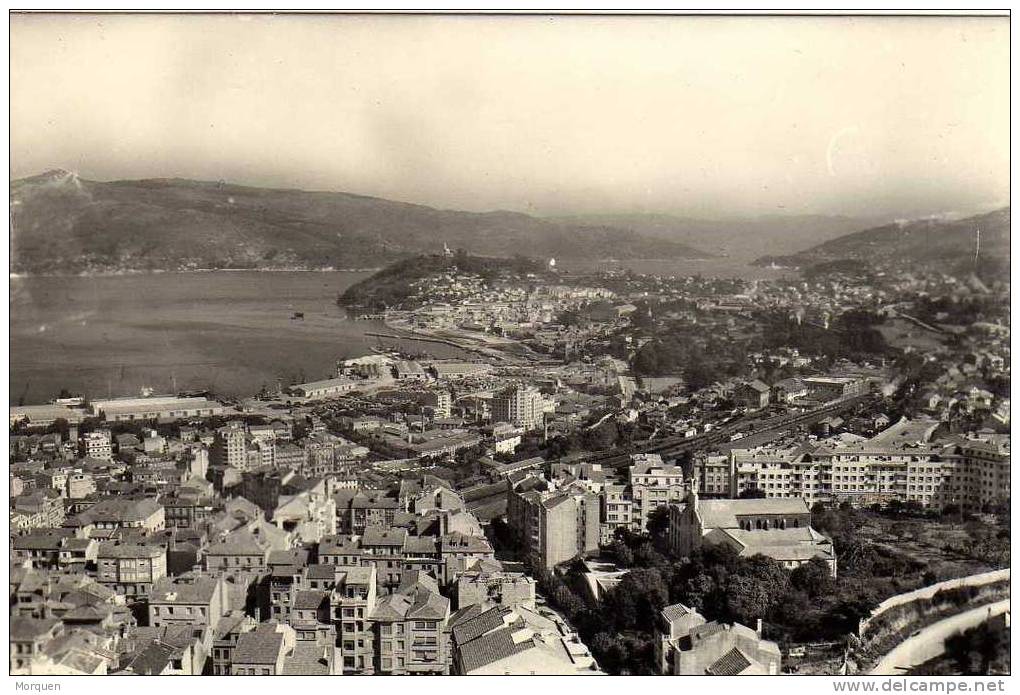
[{"x1": 6, "y1": 8, "x2": 1011, "y2": 687}]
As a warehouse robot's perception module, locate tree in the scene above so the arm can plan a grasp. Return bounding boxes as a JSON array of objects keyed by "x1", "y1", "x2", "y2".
[
  {"x1": 633, "y1": 542, "x2": 668, "y2": 568},
  {"x1": 606, "y1": 568, "x2": 669, "y2": 631},
  {"x1": 826, "y1": 597, "x2": 879, "y2": 636},
  {"x1": 646, "y1": 506, "x2": 671, "y2": 546},
  {"x1": 738, "y1": 487, "x2": 767, "y2": 499},
  {"x1": 890, "y1": 521, "x2": 914, "y2": 541},
  {"x1": 609, "y1": 540, "x2": 634, "y2": 568},
  {"x1": 591, "y1": 633, "x2": 626, "y2": 674},
  {"x1": 724, "y1": 575, "x2": 774, "y2": 626},
  {"x1": 790, "y1": 557, "x2": 834, "y2": 598},
  {"x1": 676, "y1": 570, "x2": 720, "y2": 615},
  {"x1": 45, "y1": 417, "x2": 71, "y2": 439}
]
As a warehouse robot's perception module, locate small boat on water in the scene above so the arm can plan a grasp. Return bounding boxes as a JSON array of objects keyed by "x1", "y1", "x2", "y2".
[{"x1": 291, "y1": 312, "x2": 305, "y2": 320}]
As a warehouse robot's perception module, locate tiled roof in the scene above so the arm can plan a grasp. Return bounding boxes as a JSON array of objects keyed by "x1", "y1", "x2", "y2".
[
  {"x1": 11, "y1": 617, "x2": 60, "y2": 641},
  {"x1": 661, "y1": 603, "x2": 693, "y2": 623},
  {"x1": 281, "y1": 642, "x2": 331, "y2": 675},
  {"x1": 337, "y1": 566, "x2": 375, "y2": 585},
  {"x1": 205, "y1": 529, "x2": 271, "y2": 556},
  {"x1": 449, "y1": 604, "x2": 484, "y2": 628},
  {"x1": 351, "y1": 490, "x2": 400, "y2": 510},
  {"x1": 440, "y1": 532, "x2": 493, "y2": 554},
  {"x1": 234, "y1": 629, "x2": 285, "y2": 665},
  {"x1": 149, "y1": 577, "x2": 220, "y2": 605},
  {"x1": 370, "y1": 594, "x2": 412, "y2": 621},
  {"x1": 12, "y1": 530, "x2": 74, "y2": 550},
  {"x1": 457, "y1": 627, "x2": 534, "y2": 673},
  {"x1": 696, "y1": 498, "x2": 811, "y2": 529},
  {"x1": 318, "y1": 535, "x2": 362, "y2": 554},
  {"x1": 83, "y1": 497, "x2": 163, "y2": 523},
  {"x1": 268, "y1": 549, "x2": 308, "y2": 566},
  {"x1": 123, "y1": 641, "x2": 174, "y2": 675},
  {"x1": 61, "y1": 605, "x2": 108, "y2": 623},
  {"x1": 717, "y1": 528, "x2": 835, "y2": 563},
  {"x1": 292, "y1": 590, "x2": 328, "y2": 611},
  {"x1": 706, "y1": 647, "x2": 753, "y2": 676},
  {"x1": 97, "y1": 542, "x2": 165, "y2": 559},
  {"x1": 361, "y1": 526, "x2": 408, "y2": 547},
  {"x1": 305, "y1": 564, "x2": 336, "y2": 580},
  {"x1": 451, "y1": 606, "x2": 514, "y2": 646},
  {"x1": 402, "y1": 535, "x2": 439, "y2": 554},
  {"x1": 407, "y1": 587, "x2": 449, "y2": 620}
]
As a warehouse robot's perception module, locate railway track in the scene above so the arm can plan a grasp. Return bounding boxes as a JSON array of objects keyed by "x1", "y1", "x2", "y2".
[
  {"x1": 582, "y1": 393, "x2": 876, "y2": 468},
  {"x1": 459, "y1": 395, "x2": 878, "y2": 516}
]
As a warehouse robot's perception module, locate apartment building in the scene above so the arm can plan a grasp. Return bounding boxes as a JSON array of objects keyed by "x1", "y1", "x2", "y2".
[
  {"x1": 725, "y1": 420, "x2": 1010, "y2": 512},
  {"x1": 697, "y1": 454, "x2": 731, "y2": 497},
  {"x1": 149, "y1": 573, "x2": 227, "y2": 632},
  {"x1": 600, "y1": 484, "x2": 633, "y2": 543},
  {"x1": 629, "y1": 454, "x2": 691, "y2": 532},
  {"x1": 369, "y1": 573, "x2": 451, "y2": 674},
  {"x1": 330, "y1": 566, "x2": 378, "y2": 674},
  {"x1": 507, "y1": 474, "x2": 600, "y2": 569},
  {"x1": 424, "y1": 389, "x2": 452, "y2": 419},
  {"x1": 492, "y1": 384, "x2": 544, "y2": 431},
  {"x1": 210, "y1": 422, "x2": 248, "y2": 470},
  {"x1": 83, "y1": 429, "x2": 113, "y2": 461},
  {"x1": 96, "y1": 542, "x2": 168, "y2": 600},
  {"x1": 334, "y1": 488, "x2": 401, "y2": 534}
]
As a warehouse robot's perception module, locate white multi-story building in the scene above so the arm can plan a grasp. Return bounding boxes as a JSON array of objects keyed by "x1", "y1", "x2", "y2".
[
  {"x1": 425, "y1": 389, "x2": 452, "y2": 419},
  {"x1": 629, "y1": 454, "x2": 691, "y2": 532},
  {"x1": 211, "y1": 421, "x2": 248, "y2": 469},
  {"x1": 491, "y1": 384, "x2": 543, "y2": 431},
  {"x1": 82, "y1": 429, "x2": 113, "y2": 461},
  {"x1": 725, "y1": 419, "x2": 1009, "y2": 512},
  {"x1": 696, "y1": 455, "x2": 730, "y2": 497}
]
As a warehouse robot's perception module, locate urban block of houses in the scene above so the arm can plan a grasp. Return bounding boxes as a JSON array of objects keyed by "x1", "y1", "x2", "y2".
[{"x1": 655, "y1": 603, "x2": 781, "y2": 675}]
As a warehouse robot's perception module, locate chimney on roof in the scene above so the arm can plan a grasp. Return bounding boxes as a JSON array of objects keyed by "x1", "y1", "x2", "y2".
[{"x1": 756, "y1": 618, "x2": 763, "y2": 639}]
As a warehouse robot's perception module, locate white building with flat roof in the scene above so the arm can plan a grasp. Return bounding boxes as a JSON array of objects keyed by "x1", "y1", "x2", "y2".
[
  {"x1": 284, "y1": 377, "x2": 357, "y2": 400},
  {"x1": 90, "y1": 395, "x2": 225, "y2": 422}
]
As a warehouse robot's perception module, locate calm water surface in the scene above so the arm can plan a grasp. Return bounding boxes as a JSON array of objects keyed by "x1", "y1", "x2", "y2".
[
  {"x1": 10, "y1": 259, "x2": 781, "y2": 405},
  {"x1": 10, "y1": 271, "x2": 470, "y2": 405}
]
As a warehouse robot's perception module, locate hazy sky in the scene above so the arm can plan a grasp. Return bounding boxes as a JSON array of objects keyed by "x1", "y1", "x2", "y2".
[{"x1": 10, "y1": 13, "x2": 1009, "y2": 218}]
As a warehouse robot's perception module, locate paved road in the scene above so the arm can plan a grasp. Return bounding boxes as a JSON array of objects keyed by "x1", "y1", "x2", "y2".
[
  {"x1": 863, "y1": 569, "x2": 1009, "y2": 633},
  {"x1": 870, "y1": 599, "x2": 1010, "y2": 675}
]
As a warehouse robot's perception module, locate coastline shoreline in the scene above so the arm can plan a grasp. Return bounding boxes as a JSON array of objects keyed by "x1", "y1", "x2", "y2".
[
  {"x1": 9, "y1": 255, "x2": 743, "y2": 280},
  {"x1": 10, "y1": 267, "x2": 383, "y2": 279}
]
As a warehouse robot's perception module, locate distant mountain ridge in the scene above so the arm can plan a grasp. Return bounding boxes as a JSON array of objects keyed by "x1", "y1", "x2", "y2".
[
  {"x1": 752, "y1": 207, "x2": 1010, "y2": 278},
  {"x1": 551, "y1": 212, "x2": 893, "y2": 262},
  {"x1": 9, "y1": 171, "x2": 714, "y2": 275}
]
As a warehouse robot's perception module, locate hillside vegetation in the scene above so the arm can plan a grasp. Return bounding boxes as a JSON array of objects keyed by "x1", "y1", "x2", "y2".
[
  {"x1": 10, "y1": 170, "x2": 712, "y2": 274},
  {"x1": 753, "y1": 208, "x2": 1010, "y2": 280}
]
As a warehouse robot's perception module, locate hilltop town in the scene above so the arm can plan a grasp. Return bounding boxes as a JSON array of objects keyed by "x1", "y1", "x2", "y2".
[{"x1": 9, "y1": 248, "x2": 1010, "y2": 677}]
